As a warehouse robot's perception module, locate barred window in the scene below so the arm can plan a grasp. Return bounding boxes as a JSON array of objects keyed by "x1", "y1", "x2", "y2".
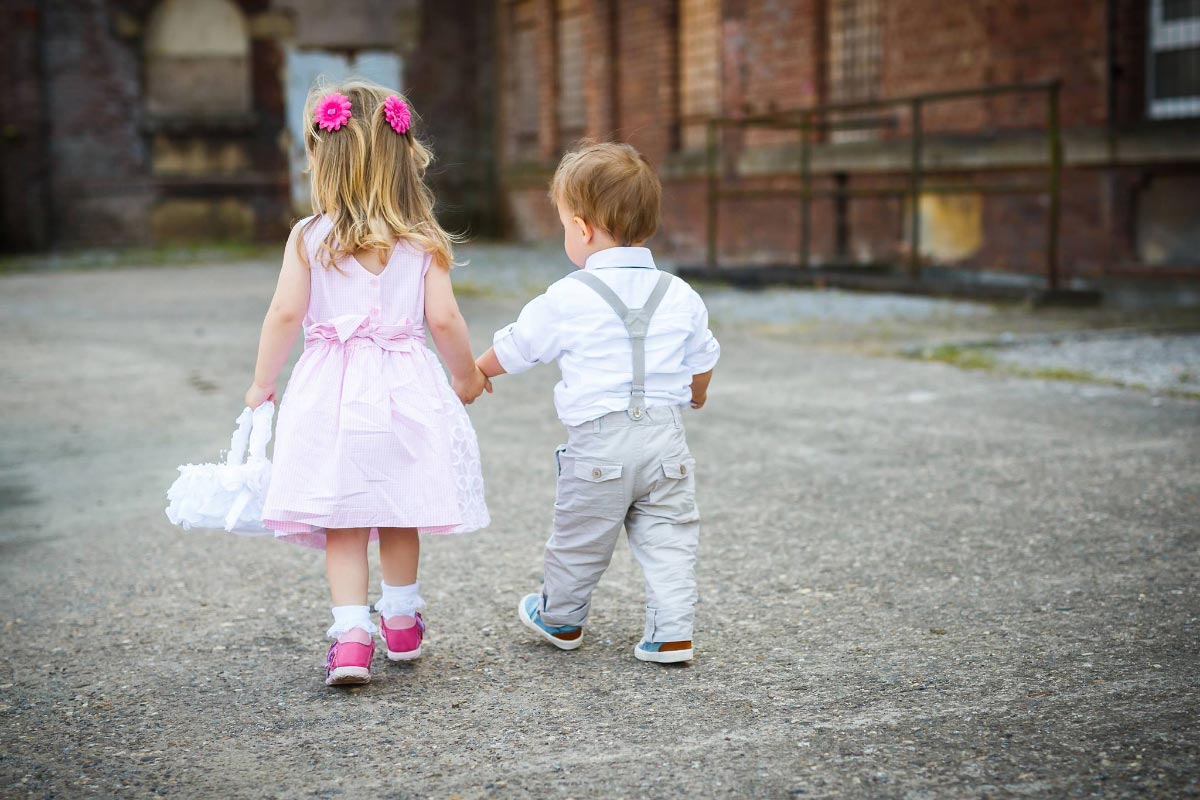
[
  {"x1": 557, "y1": 0, "x2": 587, "y2": 148},
  {"x1": 827, "y1": 0, "x2": 882, "y2": 142},
  {"x1": 1149, "y1": 0, "x2": 1200, "y2": 118},
  {"x1": 678, "y1": 0, "x2": 721, "y2": 151},
  {"x1": 510, "y1": 0, "x2": 540, "y2": 160}
]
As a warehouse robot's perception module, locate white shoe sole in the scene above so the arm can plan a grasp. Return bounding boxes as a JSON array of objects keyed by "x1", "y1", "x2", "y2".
[
  {"x1": 633, "y1": 644, "x2": 693, "y2": 663},
  {"x1": 385, "y1": 645, "x2": 422, "y2": 661},
  {"x1": 518, "y1": 596, "x2": 582, "y2": 650},
  {"x1": 325, "y1": 666, "x2": 371, "y2": 685}
]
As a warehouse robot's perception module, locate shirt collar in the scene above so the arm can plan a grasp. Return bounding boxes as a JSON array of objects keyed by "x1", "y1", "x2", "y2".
[{"x1": 584, "y1": 246, "x2": 657, "y2": 271}]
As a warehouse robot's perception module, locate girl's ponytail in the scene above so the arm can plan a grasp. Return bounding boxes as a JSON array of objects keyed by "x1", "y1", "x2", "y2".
[{"x1": 365, "y1": 90, "x2": 460, "y2": 270}]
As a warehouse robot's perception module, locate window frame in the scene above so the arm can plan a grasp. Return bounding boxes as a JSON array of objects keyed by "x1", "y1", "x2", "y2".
[
  {"x1": 675, "y1": 0, "x2": 722, "y2": 152},
  {"x1": 508, "y1": 0, "x2": 541, "y2": 161},
  {"x1": 1147, "y1": 0, "x2": 1200, "y2": 119},
  {"x1": 827, "y1": 0, "x2": 884, "y2": 143},
  {"x1": 555, "y1": 0, "x2": 587, "y2": 149}
]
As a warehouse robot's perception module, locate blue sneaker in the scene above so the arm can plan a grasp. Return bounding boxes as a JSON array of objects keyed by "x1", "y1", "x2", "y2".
[
  {"x1": 634, "y1": 639, "x2": 694, "y2": 664},
  {"x1": 517, "y1": 593, "x2": 583, "y2": 650}
]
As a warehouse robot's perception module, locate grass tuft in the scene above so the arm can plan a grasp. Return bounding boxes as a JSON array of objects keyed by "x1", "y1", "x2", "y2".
[
  {"x1": 920, "y1": 345, "x2": 998, "y2": 371},
  {"x1": 1018, "y1": 366, "x2": 1098, "y2": 383},
  {"x1": 450, "y1": 280, "x2": 494, "y2": 298},
  {"x1": 909, "y1": 341, "x2": 1200, "y2": 401},
  {"x1": 0, "y1": 241, "x2": 277, "y2": 274}
]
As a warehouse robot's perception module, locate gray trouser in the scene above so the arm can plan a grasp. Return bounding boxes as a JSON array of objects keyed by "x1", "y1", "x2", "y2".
[{"x1": 539, "y1": 405, "x2": 700, "y2": 643}]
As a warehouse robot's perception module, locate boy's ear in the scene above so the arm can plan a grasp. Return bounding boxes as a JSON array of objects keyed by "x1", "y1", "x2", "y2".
[{"x1": 574, "y1": 215, "x2": 593, "y2": 244}]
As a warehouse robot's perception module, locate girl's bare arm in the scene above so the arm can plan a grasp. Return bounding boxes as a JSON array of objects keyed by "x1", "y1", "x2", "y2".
[
  {"x1": 425, "y1": 265, "x2": 491, "y2": 404},
  {"x1": 245, "y1": 224, "x2": 310, "y2": 408}
]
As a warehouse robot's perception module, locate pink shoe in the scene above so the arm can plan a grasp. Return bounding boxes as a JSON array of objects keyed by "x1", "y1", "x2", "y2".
[
  {"x1": 324, "y1": 628, "x2": 374, "y2": 686},
  {"x1": 380, "y1": 612, "x2": 424, "y2": 661}
]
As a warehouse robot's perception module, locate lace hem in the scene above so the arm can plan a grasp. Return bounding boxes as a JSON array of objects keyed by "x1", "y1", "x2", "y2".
[
  {"x1": 439, "y1": 380, "x2": 490, "y2": 533},
  {"x1": 375, "y1": 595, "x2": 426, "y2": 619},
  {"x1": 325, "y1": 619, "x2": 379, "y2": 639}
]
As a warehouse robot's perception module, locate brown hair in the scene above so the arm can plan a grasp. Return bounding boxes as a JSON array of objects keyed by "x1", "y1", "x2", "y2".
[
  {"x1": 549, "y1": 141, "x2": 661, "y2": 246},
  {"x1": 301, "y1": 78, "x2": 461, "y2": 270}
]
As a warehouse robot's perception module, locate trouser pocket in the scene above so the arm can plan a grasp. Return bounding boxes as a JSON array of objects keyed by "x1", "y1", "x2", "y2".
[
  {"x1": 555, "y1": 454, "x2": 626, "y2": 521},
  {"x1": 642, "y1": 455, "x2": 699, "y2": 522}
]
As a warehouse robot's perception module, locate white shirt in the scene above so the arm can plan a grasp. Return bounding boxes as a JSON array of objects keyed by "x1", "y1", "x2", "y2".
[{"x1": 492, "y1": 247, "x2": 721, "y2": 426}]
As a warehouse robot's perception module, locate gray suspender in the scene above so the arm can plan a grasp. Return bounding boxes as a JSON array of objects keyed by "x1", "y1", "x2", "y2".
[{"x1": 570, "y1": 269, "x2": 674, "y2": 420}]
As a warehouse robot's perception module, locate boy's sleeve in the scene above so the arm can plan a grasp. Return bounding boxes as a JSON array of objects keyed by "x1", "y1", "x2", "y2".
[
  {"x1": 492, "y1": 292, "x2": 563, "y2": 375},
  {"x1": 682, "y1": 291, "x2": 721, "y2": 375}
]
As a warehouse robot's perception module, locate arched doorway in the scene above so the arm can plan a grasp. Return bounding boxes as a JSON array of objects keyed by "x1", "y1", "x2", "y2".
[
  {"x1": 144, "y1": 0, "x2": 251, "y2": 117},
  {"x1": 142, "y1": 0, "x2": 287, "y2": 242}
]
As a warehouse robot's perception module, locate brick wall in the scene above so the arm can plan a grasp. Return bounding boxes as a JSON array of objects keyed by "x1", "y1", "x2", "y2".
[
  {"x1": 496, "y1": 0, "x2": 1200, "y2": 277},
  {"x1": 616, "y1": 0, "x2": 677, "y2": 165},
  {"x1": 735, "y1": 0, "x2": 823, "y2": 148}
]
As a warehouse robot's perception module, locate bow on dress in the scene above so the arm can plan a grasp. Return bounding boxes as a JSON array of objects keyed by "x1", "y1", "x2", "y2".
[
  {"x1": 305, "y1": 314, "x2": 426, "y2": 351},
  {"x1": 301, "y1": 313, "x2": 437, "y2": 464}
]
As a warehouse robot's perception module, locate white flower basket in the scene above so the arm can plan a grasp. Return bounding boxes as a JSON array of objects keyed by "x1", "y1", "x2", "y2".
[{"x1": 166, "y1": 402, "x2": 275, "y2": 535}]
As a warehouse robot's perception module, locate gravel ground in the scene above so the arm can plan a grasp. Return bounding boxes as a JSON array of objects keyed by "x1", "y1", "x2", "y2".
[
  {"x1": 457, "y1": 244, "x2": 994, "y2": 325},
  {"x1": 700, "y1": 287, "x2": 991, "y2": 326},
  {"x1": 1, "y1": 245, "x2": 1198, "y2": 798},
  {"x1": 992, "y1": 334, "x2": 1200, "y2": 394}
]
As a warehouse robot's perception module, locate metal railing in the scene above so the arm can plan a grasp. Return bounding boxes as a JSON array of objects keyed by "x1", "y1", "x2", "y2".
[{"x1": 705, "y1": 80, "x2": 1064, "y2": 289}]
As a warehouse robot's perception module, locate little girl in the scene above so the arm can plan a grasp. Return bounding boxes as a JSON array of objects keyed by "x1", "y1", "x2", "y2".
[{"x1": 244, "y1": 80, "x2": 491, "y2": 686}]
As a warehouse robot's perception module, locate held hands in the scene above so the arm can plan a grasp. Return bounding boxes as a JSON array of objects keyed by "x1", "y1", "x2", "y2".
[
  {"x1": 246, "y1": 368, "x2": 492, "y2": 410},
  {"x1": 245, "y1": 380, "x2": 275, "y2": 409},
  {"x1": 453, "y1": 365, "x2": 493, "y2": 405}
]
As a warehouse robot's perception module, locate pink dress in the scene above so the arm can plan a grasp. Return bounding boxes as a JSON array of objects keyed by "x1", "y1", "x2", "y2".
[{"x1": 262, "y1": 215, "x2": 489, "y2": 548}]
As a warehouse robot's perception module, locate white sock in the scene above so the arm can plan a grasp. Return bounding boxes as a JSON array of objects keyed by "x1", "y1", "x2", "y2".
[
  {"x1": 375, "y1": 581, "x2": 425, "y2": 619},
  {"x1": 327, "y1": 604, "x2": 376, "y2": 639}
]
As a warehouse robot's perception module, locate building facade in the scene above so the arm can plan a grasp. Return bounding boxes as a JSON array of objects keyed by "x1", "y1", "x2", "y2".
[
  {"x1": 495, "y1": 0, "x2": 1200, "y2": 283},
  {"x1": 6, "y1": 0, "x2": 1198, "y2": 286},
  {"x1": 1, "y1": 0, "x2": 497, "y2": 251}
]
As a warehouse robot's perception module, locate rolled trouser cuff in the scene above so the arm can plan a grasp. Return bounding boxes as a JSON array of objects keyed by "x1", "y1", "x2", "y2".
[
  {"x1": 539, "y1": 588, "x2": 592, "y2": 627},
  {"x1": 644, "y1": 604, "x2": 695, "y2": 643}
]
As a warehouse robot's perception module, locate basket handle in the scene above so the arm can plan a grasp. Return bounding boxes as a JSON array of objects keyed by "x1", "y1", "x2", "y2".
[
  {"x1": 225, "y1": 407, "x2": 255, "y2": 467},
  {"x1": 247, "y1": 401, "x2": 275, "y2": 460},
  {"x1": 226, "y1": 402, "x2": 275, "y2": 467}
]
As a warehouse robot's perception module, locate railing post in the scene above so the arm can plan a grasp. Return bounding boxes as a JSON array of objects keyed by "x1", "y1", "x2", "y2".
[
  {"x1": 800, "y1": 111, "x2": 812, "y2": 270},
  {"x1": 1046, "y1": 81, "x2": 1062, "y2": 292},
  {"x1": 909, "y1": 98, "x2": 923, "y2": 281},
  {"x1": 706, "y1": 119, "x2": 719, "y2": 274}
]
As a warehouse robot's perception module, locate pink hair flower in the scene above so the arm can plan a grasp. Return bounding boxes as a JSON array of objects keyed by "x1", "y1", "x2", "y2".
[
  {"x1": 384, "y1": 95, "x2": 411, "y2": 135},
  {"x1": 314, "y1": 93, "x2": 352, "y2": 132}
]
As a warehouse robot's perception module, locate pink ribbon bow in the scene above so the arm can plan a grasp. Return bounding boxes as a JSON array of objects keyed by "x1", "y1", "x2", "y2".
[{"x1": 306, "y1": 314, "x2": 426, "y2": 352}]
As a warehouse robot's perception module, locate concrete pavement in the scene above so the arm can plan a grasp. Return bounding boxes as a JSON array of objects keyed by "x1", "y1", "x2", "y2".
[{"x1": 0, "y1": 247, "x2": 1197, "y2": 797}]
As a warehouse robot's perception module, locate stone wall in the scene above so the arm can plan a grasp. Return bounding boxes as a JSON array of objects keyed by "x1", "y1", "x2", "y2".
[
  {"x1": 1, "y1": 2, "x2": 51, "y2": 251},
  {"x1": 1, "y1": 0, "x2": 498, "y2": 250},
  {"x1": 40, "y1": 0, "x2": 155, "y2": 246}
]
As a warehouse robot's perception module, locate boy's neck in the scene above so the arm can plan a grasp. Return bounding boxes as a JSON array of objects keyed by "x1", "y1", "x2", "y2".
[{"x1": 583, "y1": 240, "x2": 646, "y2": 262}]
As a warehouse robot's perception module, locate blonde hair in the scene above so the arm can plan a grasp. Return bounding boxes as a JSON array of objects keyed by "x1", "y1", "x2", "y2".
[
  {"x1": 549, "y1": 141, "x2": 661, "y2": 246},
  {"x1": 301, "y1": 78, "x2": 461, "y2": 270}
]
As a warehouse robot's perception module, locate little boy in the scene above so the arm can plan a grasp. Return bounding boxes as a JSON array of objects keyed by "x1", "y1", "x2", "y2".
[{"x1": 476, "y1": 142, "x2": 720, "y2": 664}]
